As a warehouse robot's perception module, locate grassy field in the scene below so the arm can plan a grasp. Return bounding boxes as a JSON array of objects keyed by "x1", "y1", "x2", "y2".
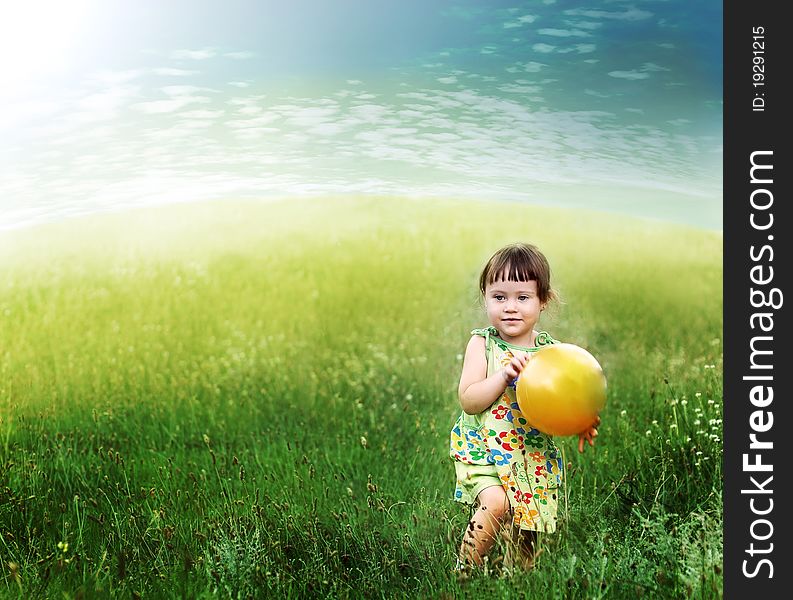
[{"x1": 0, "y1": 197, "x2": 723, "y2": 599}]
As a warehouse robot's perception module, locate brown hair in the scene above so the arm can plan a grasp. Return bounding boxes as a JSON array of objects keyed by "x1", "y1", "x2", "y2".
[{"x1": 479, "y1": 243, "x2": 557, "y2": 303}]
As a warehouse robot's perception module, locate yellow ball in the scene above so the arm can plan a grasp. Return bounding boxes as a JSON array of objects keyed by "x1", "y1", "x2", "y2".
[{"x1": 516, "y1": 343, "x2": 607, "y2": 436}]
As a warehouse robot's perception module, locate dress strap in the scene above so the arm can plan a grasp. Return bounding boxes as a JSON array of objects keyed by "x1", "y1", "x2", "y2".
[
  {"x1": 470, "y1": 326, "x2": 499, "y2": 351},
  {"x1": 535, "y1": 331, "x2": 558, "y2": 346},
  {"x1": 472, "y1": 326, "x2": 558, "y2": 349}
]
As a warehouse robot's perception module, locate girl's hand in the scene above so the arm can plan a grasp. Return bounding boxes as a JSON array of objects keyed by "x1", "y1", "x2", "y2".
[
  {"x1": 577, "y1": 415, "x2": 601, "y2": 453},
  {"x1": 501, "y1": 352, "x2": 530, "y2": 386}
]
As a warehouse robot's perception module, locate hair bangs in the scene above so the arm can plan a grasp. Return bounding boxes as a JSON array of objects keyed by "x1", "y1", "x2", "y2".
[
  {"x1": 488, "y1": 258, "x2": 536, "y2": 287},
  {"x1": 479, "y1": 242, "x2": 555, "y2": 302}
]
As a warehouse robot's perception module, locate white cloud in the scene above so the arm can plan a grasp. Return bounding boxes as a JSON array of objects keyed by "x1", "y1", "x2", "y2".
[
  {"x1": 237, "y1": 105, "x2": 263, "y2": 115},
  {"x1": 181, "y1": 109, "x2": 225, "y2": 119},
  {"x1": 538, "y1": 28, "x2": 591, "y2": 37},
  {"x1": 228, "y1": 95, "x2": 266, "y2": 107},
  {"x1": 437, "y1": 76, "x2": 458, "y2": 84},
  {"x1": 132, "y1": 88, "x2": 211, "y2": 114},
  {"x1": 161, "y1": 85, "x2": 213, "y2": 96},
  {"x1": 132, "y1": 99, "x2": 193, "y2": 114},
  {"x1": 226, "y1": 114, "x2": 281, "y2": 129},
  {"x1": 608, "y1": 70, "x2": 650, "y2": 80},
  {"x1": 566, "y1": 21, "x2": 602, "y2": 30},
  {"x1": 154, "y1": 68, "x2": 199, "y2": 77},
  {"x1": 0, "y1": 99, "x2": 60, "y2": 132},
  {"x1": 532, "y1": 43, "x2": 556, "y2": 53},
  {"x1": 308, "y1": 123, "x2": 347, "y2": 137},
  {"x1": 2, "y1": 64, "x2": 722, "y2": 231},
  {"x1": 423, "y1": 132, "x2": 461, "y2": 142},
  {"x1": 86, "y1": 69, "x2": 145, "y2": 85},
  {"x1": 348, "y1": 104, "x2": 391, "y2": 122},
  {"x1": 397, "y1": 109, "x2": 426, "y2": 119},
  {"x1": 498, "y1": 84, "x2": 542, "y2": 95},
  {"x1": 641, "y1": 62, "x2": 670, "y2": 72},
  {"x1": 170, "y1": 48, "x2": 216, "y2": 60},
  {"x1": 558, "y1": 44, "x2": 597, "y2": 54},
  {"x1": 286, "y1": 106, "x2": 340, "y2": 127},
  {"x1": 606, "y1": 62, "x2": 669, "y2": 81},
  {"x1": 503, "y1": 14, "x2": 538, "y2": 28},
  {"x1": 75, "y1": 85, "x2": 139, "y2": 121},
  {"x1": 564, "y1": 7, "x2": 653, "y2": 21},
  {"x1": 521, "y1": 61, "x2": 547, "y2": 72}
]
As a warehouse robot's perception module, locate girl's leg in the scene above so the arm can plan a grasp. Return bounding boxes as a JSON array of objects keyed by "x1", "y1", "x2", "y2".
[{"x1": 458, "y1": 485, "x2": 510, "y2": 567}]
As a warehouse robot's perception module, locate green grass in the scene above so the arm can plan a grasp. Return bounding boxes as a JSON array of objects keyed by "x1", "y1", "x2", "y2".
[{"x1": 0, "y1": 197, "x2": 722, "y2": 599}]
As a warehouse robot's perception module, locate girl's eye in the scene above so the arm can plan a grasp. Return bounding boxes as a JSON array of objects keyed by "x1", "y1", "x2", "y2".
[
  {"x1": 494, "y1": 295, "x2": 505, "y2": 301},
  {"x1": 519, "y1": 296, "x2": 529, "y2": 301}
]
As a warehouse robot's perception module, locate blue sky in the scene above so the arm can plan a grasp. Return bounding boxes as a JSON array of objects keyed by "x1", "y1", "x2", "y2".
[{"x1": 0, "y1": 0, "x2": 722, "y2": 230}]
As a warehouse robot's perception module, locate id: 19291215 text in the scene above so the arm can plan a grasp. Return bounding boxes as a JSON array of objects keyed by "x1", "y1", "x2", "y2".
[{"x1": 752, "y1": 26, "x2": 765, "y2": 112}]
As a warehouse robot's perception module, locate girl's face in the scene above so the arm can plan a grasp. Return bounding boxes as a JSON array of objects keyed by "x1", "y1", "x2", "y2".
[{"x1": 484, "y1": 277, "x2": 545, "y2": 345}]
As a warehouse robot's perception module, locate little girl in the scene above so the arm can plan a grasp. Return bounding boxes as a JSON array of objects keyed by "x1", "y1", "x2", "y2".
[{"x1": 450, "y1": 242, "x2": 599, "y2": 572}]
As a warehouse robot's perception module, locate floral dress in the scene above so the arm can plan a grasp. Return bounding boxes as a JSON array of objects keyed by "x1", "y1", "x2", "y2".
[{"x1": 450, "y1": 326, "x2": 564, "y2": 533}]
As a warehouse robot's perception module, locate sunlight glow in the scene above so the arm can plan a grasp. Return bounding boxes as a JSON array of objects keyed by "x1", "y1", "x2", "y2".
[{"x1": 0, "y1": 0, "x2": 94, "y2": 91}]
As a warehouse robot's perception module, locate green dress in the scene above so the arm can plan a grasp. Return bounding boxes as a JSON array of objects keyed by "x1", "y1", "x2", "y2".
[{"x1": 450, "y1": 326, "x2": 564, "y2": 533}]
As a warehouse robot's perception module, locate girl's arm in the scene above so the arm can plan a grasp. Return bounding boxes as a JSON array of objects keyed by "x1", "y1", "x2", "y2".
[{"x1": 457, "y1": 335, "x2": 529, "y2": 415}]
